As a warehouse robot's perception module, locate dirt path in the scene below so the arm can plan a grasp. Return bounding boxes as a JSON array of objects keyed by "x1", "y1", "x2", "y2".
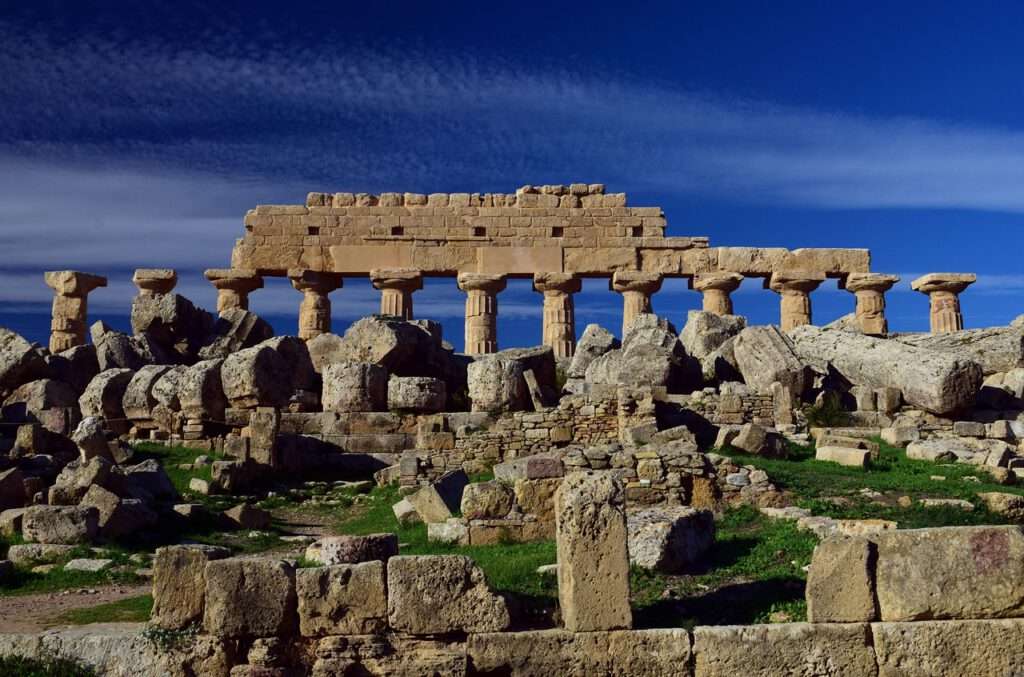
[
  {"x1": 273, "y1": 507, "x2": 337, "y2": 538},
  {"x1": 0, "y1": 584, "x2": 151, "y2": 634}
]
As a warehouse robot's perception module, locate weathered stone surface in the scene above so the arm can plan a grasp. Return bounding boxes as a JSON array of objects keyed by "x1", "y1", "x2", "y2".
[
  {"x1": 70, "y1": 415, "x2": 109, "y2": 461},
  {"x1": 428, "y1": 518, "x2": 470, "y2": 546},
  {"x1": 388, "y1": 375, "x2": 446, "y2": 412},
  {"x1": 22, "y1": 505, "x2": 99, "y2": 544},
  {"x1": 0, "y1": 468, "x2": 26, "y2": 510},
  {"x1": 63, "y1": 558, "x2": 113, "y2": 572},
  {"x1": 730, "y1": 422, "x2": 786, "y2": 457},
  {"x1": 387, "y1": 555, "x2": 510, "y2": 634},
  {"x1": 151, "y1": 544, "x2": 230, "y2": 630},
  {"x1": 468, "y1": 628, "x2": 692, "y2": 677},
  {"x1": 6, "y1": 543, "x2": 76, "y2": 566},
  {"x1": 0, "y1": 508, "x2": 26, "y2": 536},
  {"x1": 872, "y1": 618, "x2": 1024, "y2": 677},
  {"x1": 297, "y1": 561, "x2": 387, "y2": 636},
  {"x1": 556, "y1": 471, "x2": 631, "y2": 631},
  {"x1": 681, "y1": 311, "x2": 747, "y2": 381},
  {"x1": 122, "y1": 458, "x2": 178, "y2": 502},
  {"x1": 304, "y1": 533, "x2": 398, "y2": 565},
  {"x1": 204, "y1": 558, "x2": 297, "y2": 638},
  {"x1": 732, "y1": 326, "x2": 809, "y2": 395},
  {"x1": 223, "y1": 503, "x2": 271, "y2": 530},
  {"x1": 816, "y1": 445, "x2": 870, "y2": 467},
  {"x1": 1, "y1": 378, "x2": 80, "y2": 434},
  {"x1": 789, "y1": 325, "x2": 983, "y2": 415},
  {"x1": 0, "y1": 327, "x2": 48, "y2": 399},
  {"x1": 468, "y1": 357, "x2": 526, "y2": 413},
  {"x1": 48, "y1": 457, "x2": 113, "y2": 505},
  {"x1": 221, "y1": 337, "x2": 314, "y2": 409},
  {"x1": 461, "y1": 481, "x2": 514, "y2": 520},
  {"x1": 121, "y1": 365, "x2": 171, "y2": 422},
  {"x1": 978, "y1": 491, "x2": 1024, "y2": 519},
  {"x1": 872, "y1": 525, "x2": 1024, "y2": 621},
  {"x1": 692, "y1": 623, "x2": 876, "y2": 677},
  {"x1": 627, "y1": 506, "x2": 714, "y2": 573},
  {"x1": 906, "y1": 437, "x2": 1011, "y2": 465},
  {"x1": 494, "y1": 454, "x2": 565, "y2": 482},
  {"x1": 881, "y1": 425, "x2": 920, "y2": 446},
  {"x1": 322, "y1": 362, "x2": 387, "y2": 413},
  {"x1": 130, "y1": 285, "x2": 214, "y2": 358},
  {"x1": 178, "y1": 358, "x2": 227, "y2": 420},
  {"x1": 584, "y1": 343, "x2": 675, "y2": 389},
  {"x1": 392, "y1": 497, "x2": 422, "y2": 525},
  {"x1": 408, "y1": 470, "x2": 469, "y2": 523},
  {"x1": 894, "y1": 325, "x2": 1024, "y2": 376},
  {"x1": 46, "y1": 344, "x2": 100, "y2": 395},
  {"x1": 513, "y1": 478, "x2": 562, "y2": 522},
  {"x1": 78, "y1": 368, "x2": 134, "y2": 433},
  {"x1": 567, "y1": 324, "x2": 619, "y2": 378},
  {"x1": 198, "y1": 308, "x2": 274, "y2": 360},
  {"x1": 80, "y1": 485, "x2": 157, "y2": 540},
  {"x1": 806, "y1": 535, "x2": 877, "y2": 622}
]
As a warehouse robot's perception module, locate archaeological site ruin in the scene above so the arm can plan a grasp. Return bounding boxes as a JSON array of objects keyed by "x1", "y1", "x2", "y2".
[{"x1": 2, "y1": 183, "x2": 1024, "y2": 676}]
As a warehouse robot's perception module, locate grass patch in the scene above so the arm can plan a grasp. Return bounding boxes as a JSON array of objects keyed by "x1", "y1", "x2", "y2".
[
  {"x1": 54, "y1": 594, "x2": 153, "y2": 626},
  {"x1": 132, "y1": 442, "x2": 226, "y2": 505},
  {"x1": 0, "y1": 654, "x2": 96, "y2": 676}
]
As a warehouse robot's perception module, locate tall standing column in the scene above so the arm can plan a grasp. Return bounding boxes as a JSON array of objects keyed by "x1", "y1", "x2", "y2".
[
  {"x1": 843, "y1": 273, "x2": 900, "y2": 335},
  {"x1": 690, "y1": 272, "x2": 743, "y2": 315},
  {"x1": 204, "y1": 269, "x2": 264, "y2": 315},
  {"x1": 43, "y1": 271, "x2": 107, "y2": 353},
  {"x1": 457, "y1": 273, "x2": 506, "y2": 355},
  {"x1": 533, "y1": 272, "x2": 581, "y2": 359},
  {"x1": 611, "y1": 272, "x2": 662, "y2": 337},
  {"x1": 911, "y1": 273, "x2": 976, "y2": 333},
  {"x1": 767, "y1": 271, "x2": 825, "y2": 332},
  {"x1": 370, "y1": 268, "x2": 423, "y2": 320},
  {"x1": 288, "y1": 269, "x2": 343, "y2": 340}
]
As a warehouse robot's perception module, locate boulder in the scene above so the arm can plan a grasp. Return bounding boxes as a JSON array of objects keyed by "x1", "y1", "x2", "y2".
[
  {"x1": 0, "y1": 507, "x2": 26, "y2": 536},
  {"x1": 296, "y1": 561, "x2": 387, "y2": 636},
  {"x1": 1, "y1": 378, "x2": 80, "y2": 434},
  {"x1": 303, "y1": 533, "x2": 398, "y2": 565},
  {"x1": 626, "y1": 506, "x2": 714, "y2": 573},
  {"x1": 461, "y1": 481, "x2": 515, "y2": 520},
  {"x1": 121, "y1": 459, "x2": 178, "y2": 502},
  {"x1": 894, "y1": 325, "x2": 1024, "y2": 376},
  {"x1": 78, "y1": 368, "x2": 134, "y2": 434},
  {"x1": 732, "y1": 326, "x2": 809, "y2": 395},
  {"x1": 204, "y1": 558, "x2": 297, "y2": 638},
  {"x1": 48, "y1": 457, "x2": 113, "y2": 505},
  {"x1": 555, "y1": 471, "x2": 631, "y2": 632},
  {"x1": 0, "y1": 327, "x2": 48, "y2": 399},
  {"x1": 121, "y1": 365, "x2": 172, "y2": 423},
  {"x1": 130, "y1": 290, "x2": 214, "y2": 359},
  {"x1": 978, "y1": 491, "x2": 1024, "y2": 519},
  {"x1": 221, "y1": 336, "x2": 314, "y2": 409},
  {"x1": 71, "y1": 416, "x2": 110, "y2": 461},
  {"x1": 387, "y1": 375, "x2": 446, "y2": 412},
  {"x1": 806, "y1": 535, "x2": 878, "y2": 622},
  {"x1": 150, "y1": 365, "x2": 186, "y2": 411},
  {"x1": 567, "y1": 324, "x2": 619, "y2": 379},
  {"x1": 387, "y1": 555, "x2": 510, "y2": 634},
  {"x1": 6, "y1": 543, "x2": 76, "y2": 566},
  {"x1": 63, "y1": 558, "x2": 113, "y2": 572},
  {"x1": 151, "y1": 544, "x2": 231, "y2": 630},
  {"x1": 45, "y1": 344, "x2": 99, "y2": 395},
  {"x1": 681, "y1": 311, "x2": 747, "y2": 381},
  {"x1": 80, "y1": 484, "x2": 157, "y2": 540},
  {"x1": 223, "y1": 503, "x2": 271, "y2": 530},
  {"x1": 90, "y1": 322, "x2": 163, "y2": 371},
  {"x1": 468, "y1": 357, "x2": 526, "y2": 413},
  {"x1": 584, "y1": 344, "x2": 674, "y2": 389},
  {"x1": 408, "y1": 470, "x2": 469, "y2": 524},
  {"x1": 322, "y1": 362, "x2": 387, "y2": 413},
  {"x1": 789, "y1": 325, "x2": 984, "y2": 415},
  {"x1": 197, "y1": 308, "x2": 274, "y2": 360},
  {"x1": 731, "y1": 423, "x2": 786, "y2": 457},
  {"x1": 22, "y1": 505, "x2": 99, "y2": 544}
]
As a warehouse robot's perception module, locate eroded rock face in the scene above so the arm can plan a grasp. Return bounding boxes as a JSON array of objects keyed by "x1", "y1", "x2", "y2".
[
  {"x1": 131, "y1": 291, "x2": 214, "y2": 360},
  {"x1": 322, "y1": 362, "x2": 387, "y2": 413},
  {"x1": 789, "y1": 325, "x2": 983, "y2": 415},
  {"x1": 872, "y1": 618, "x2": 1024, "y2": 677},
  {"x1": 304, "y1": 534, "x2": 398, "y2": 566},
  {"x1": 681, "y1": 311, "x2": 747, "y2": 383},
  {"x1": 806, "y1": 535, "x2": 878, "y2": 622},
  {"x1": 585, "y1": 314, "x2": 692, "y2": 390},
  {"x1": 555, "y1": 471, "x2": 631, "y2": 632},
  {"x1": 461, "y1": 481, "x2": 515, "y2": 520},
  {"x1": 204, "y1": 558, "x2": 297, "y2": 638},
  {"x1": 733, "y1": 325, "x2": 809, "y2": 395},
  {"x1": 387, "y1": 555, "x2": 510, "y2": 634},
  {"x1": 388, "y1": 375, "x2": 446, "y2": 413},
  {"x1": 468, "y1": 357, "x2": 526, "y2": 413},
  {"x1": 79, "y1": 485, "x2": 157, "y2": 540},
  {"x1": 22, "y1": 505, "x2": 99, "y2": 544},
  {"x1": 221, "y1": 337, "x2": 314, "y2": 409},
  {"x1": 567, "y1": 324, "x2": 618, "y2": 379},
  {"x1": 121, "y1": 365, "x2": 172, "y2": 423},
  {"x1": 296, "y1": 561, "x2": 387, "y2": 636},
  {"x1": 151, "y1": 544, "x2": 230, "y2": 630},
  {"x1": 197, "y1": 308, "x2": 274, "y2": 360},
  {"x1": 626, "y1": 506, "x2": 714, "y2": 573},
  {"x1": 894, "y1": 325, "x2": 1024, "y2": 376},
  {"x1": 49, "y1": 457, "x2": 114, "y2": 504},
  {"x1": 0, "y1": 327, "x2": 48, "y2": 399},
  {"x1": 78, "y1": 368, "x2": 134, "y2": 434}
]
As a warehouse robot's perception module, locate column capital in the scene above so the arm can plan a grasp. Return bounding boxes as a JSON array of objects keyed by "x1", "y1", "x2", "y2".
[
  {"x1": 611, "y1": 271, "x2": 662, "y2": 294},
  {"x1": 910, "y1": 272, "x2": 976, "y2": 295},
  {"x1": 690, "y1": 271, "x2": 743, "y2": 293},
  {"x1": 132, "y1": 269, "x2": 177, "y2": 295},
  {"x1": 204, "y1": 268, "x2": 264, "y2": 294},
  {"x1": 843, "y1": 272, "x2": 899, "y2": 294},
  {"x1": 288, "y1": 269, "x2": 343, "y2": 294},
  {"x1": 370, "y1": 268, "x2": 424, "y2": 292},
  {"x1": 533, "y1": 272, "x2": 581, "y2": 294},
  {"x1": 457, "y1": 272, "x2": 507, "y2": 294},
  {"x1": 766, "y1": 270, "x2": 825, "y2": 293},
  {"x1": 44, "y1": 271, "x2": 107, "y2": 296}
]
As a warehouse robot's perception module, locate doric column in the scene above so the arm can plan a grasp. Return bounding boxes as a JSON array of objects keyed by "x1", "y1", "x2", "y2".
[
  {"x1": 533, "y1": 272, "x2": 581, "y2": 359},
  {"x1": 132, "y1": 269, "x2": 177, "y2": 296},
  {"x1": 843, "y1": 273, "x2": 900, "y2": 335},
  {"x1": 288, "y1": 269, "x2": 343, "y2": 340},
  {"x1": 43, "y1": 271, "x2": 107, "y2": 353},
  {"x1": 911, "y1": 273, "x2": 976, "y2": 333},
  {"x1": 690, "y1": 272, "x2": 743, "y2": 315},
  {"x1": 370, "y1": 268, "x2": 423, "y2": 320},
  {"x1": 611, "y1": 272, "x2": 662, "y2": 336},
  {"x1": 767, "y1": 271, "x2": 825, "y2": 332},
  {"x1": 457, "y1": 273, "x2": 506, "y2": 355},
  {"x1": 204, "y1": 269, "x2": 264, "y2": 315}
]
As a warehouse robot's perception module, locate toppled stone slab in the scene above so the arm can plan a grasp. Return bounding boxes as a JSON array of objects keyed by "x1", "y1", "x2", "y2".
[
  {"x1": 6, "y1": 543, "x2": 76, "y2": 566},
  {"x1": 297, "y1": 561, "x2": 387, "y2": 636},
  {"x1": 978, "y1": 491, "x2": 1024, "y2": 519},
  {"x1": 78, "y1": 368, "x2": 134, "y2": 434},
  {"x1": 894, "y1": 325, "x2": 1024, "y2": 376},
  {"x1": 0, "y1": 327, "x2": 48, "y2": 399},
  {"x1": 815, "y1": 445, "x2": 870, "y2": 468},
  {"x1": 388, "y1": 375, "x2": 446, "y2": 412},
  {"x1": 223, "y1": 503, "x2": 271, "y2": 530},
  {"x1": 567, "y1": 324, "x2": 618, "y2": 379},
  {"x1": 626, "y1": 506, "x2": 714, "y2": 573},
  {"x1": 407, "y1": 470, "x2": 469, "y2": 524},
  {"x1": 64, "y1": 558, "x2": 113, "y2": 572},
  {"x1": 322, "y1": 362, "x2": 387, "y2": 413},
  {"x1": 21, "y1": 505, "x2": 99, "y2": 544},
  {"x1": 732, "y1": 325, "x2": 809, "y2": 395},
  {"x1": 303, "y1": 534, "x2": 398, "y2": 565},
  {"x1": 387, "y1": 555, "x2": 510, "y2": 634}
]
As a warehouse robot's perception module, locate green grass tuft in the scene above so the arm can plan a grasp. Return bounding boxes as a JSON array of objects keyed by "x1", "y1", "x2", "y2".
[
  {"x1": 54, "y1": 594, "x2": 153, "y2": 625},
  {"x1": 0, "y1": 654, "x2": 97, "y2": 677}
]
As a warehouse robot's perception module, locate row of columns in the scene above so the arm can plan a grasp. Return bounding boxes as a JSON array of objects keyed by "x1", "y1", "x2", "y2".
[{"x1": 42, "y1": 267, "x2": 980, "y2": 356}]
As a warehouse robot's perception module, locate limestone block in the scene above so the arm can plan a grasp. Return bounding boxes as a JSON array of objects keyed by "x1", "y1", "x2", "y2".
[
  {"x1": 22, "y1": 505, "x2": 99, "y2": 544},
  {"x1": 204, "y1": 558, "x2": 297, "y2": 638},
  {"x1": 296, "y1": 561, "x2": 387, "y2": 636},
  {"x1": 732, "y1": 326, "x2": 809, "y2": 395},
  {"x1": 806, "y1": 535, "x2": 877, "y2": 622},
  {"x1": 894, "y1": 325, "x2": 1024, "y2": 376},
  {"x1": 80, "y1": 485, "x2": 156, "y2": 540},
  {"x1": 46, "y1": 344, "x2": 100, "y2": 395},
  {"x1": 626, "y1": 506, "x2": 714, "y2": 573},
  {"x1": 872, "y1": 525, "x2": 1024, "y2": 620},
  {"x1": 392, "y1": 498, "x2": 422, "y2": 526},
  {"x1": 428, "y1": 518, "x2": 470, "y2": 546},
  {"x1": 0, "y1": 327, "x2": 49, "y2": 399},
  {"x1": 0, "y1": 468, "x2": 26, "y2": 510},
  {"x1": 881, "y1": 425, "x2": 919, "y2": 446},
  {"x1": 1, "y1": 378, "x2": 80, "y2": 433},
  {"x1": 387, "y1": 555, "x2": 510, "y2": 634},
  {"x1": 48, "y1": 457, "x2": 112, "y2": 505},
  {"x1": 122, "y1": 458, "x2": 178, "y2": 502},
  {"x1": 408, "y1": 470, "x2": 469, "y2": 524},
  {"x1": 692, "y1": 623, "x2": 875, "y2": 677},
  {"x1": 303, "y1": 534, "x2": 398, "y2": 565},
  {"x1": 815, "y1": 445, "x2": 870, "y2": 468},
  {"x1": 872, "y1": 618, "x2": 1024, "y2": 677},
  {"x1": 978, "y1": 491, "x2": 1024, "y2": 519},
  {"x1": 221, "y1": 337, "x2": 314, "y2": 409},
  {"x1": 555, "y1": 471, "x2": 631, "y2": 631},
  {"x1": 468, "y1": 357, "x2": 526, "y2": 413},
  {"x1": 513, "y1": 478, "x2": 562, "y2": 522},
  {"x1": 461, "y1": 481, "x2": 514, "y2": 520},
  {"x1": 151, "y1": 544, "x2": 230, "y2": 630},
  {"x1": 731, "y1": 423, "x2": 786, "y2": 457},
  {"x1": 6, "y1": 543, "x2": 76, "y2": 566},
  {"x1": 322, "y1": 362, "x2": 387, "y2": 413},
  {"x1": 78, "y1": 368, "x2": 134, "y2": 433},
  {"x1": 567, "y1": 324, "x2": 619, "y2": 378},
  {"x1": 387, "y1": 375, "x2": 446, "y2": 412},
  {"x1": 681, "y1": 310, "x2": 746, "y2": 378},
  {"x1": 198, "y1": 308, "x2": 274, "y2": 359},
  {"x1": 494, "y1": 455, "x2": 565, "y2": 483},
  {"x1": 121, "y1": 365, "x2": 171, "y2": 423}
]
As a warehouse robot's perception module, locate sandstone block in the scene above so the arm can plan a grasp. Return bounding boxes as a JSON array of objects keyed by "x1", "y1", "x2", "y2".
[
  {"x1": 78, "y1": 368, "x2": 134, "y2": 434},
  {"x1": 387, "y1": 375, "x2": 446, "y2": 412},
  {"x1": 303, "y1": 533, "x2": 398, "y2": 565},
  {"x1": 22, "y1": 505, "x2": 98, "y2": 544},
  {"x1": 468, "y1": 357, "x2": 526, "y2": 413},
  {"x1": 204, "y1": 558, "x2": 297, "y2": 638},
  {"x1": 513, "y1": 478, "x2": 562, "y2": 522},
  {"x1": 461, "y1": 481, "x2": 514, "y2": 520},
  {"x1": 494, "y1": 454, "x2": 564, "y2": 482},
  {"x1": 815, "y1": 445, "x2": 870, "y2": 468},
  {"x1": 297, "y1": 561, "x2": 387, "y2": 636},
  {"x1": 872, "y1": 618, "x2": 1024, "y2": 677},
  {"x1": 322, "y1": 362, "x2": 387, "y2": 413},
  {"x1": 626, "y1": 506, "x2": 714, "y2": 573},
  {"x1": 408, "y1": 470, "x2": 469, "y2": 524},
  {"x1": 151, "y1": 544, "x2": 231, "y2": 630},
  {"x1": 732, "y1": 325, "x2": 809, "y2": 395},
  {"x1": 806, "y1": 535, "x2": 878, "y2": 622}
]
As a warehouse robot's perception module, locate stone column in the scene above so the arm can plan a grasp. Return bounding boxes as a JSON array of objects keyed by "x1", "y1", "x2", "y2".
[
  {"x1": 533, "y1": 272, "x2": 581, "y2": 359},
  {"x1": 43, "y1": 271, "x2": 107, "y2": 353},
  {"x1": 611, "y1": 272, "x2": 663, "y2": 337},
  {"x1": 370, "y1": 268, "x2": 423, "y2": 320},
  {"x1": 843, "y1": 273, "x2": 900, "y2": 335},
  {"x1": 767, "y1": 271, "x2": 825, "y2": 332},
  {"x1": 288, "y1": 269, "x2": 343, "y2": 340},
  {"x1": 911, "y1": 273, "x2": 976, "y2": 333},
  {"x1": 204, "y1": 269, "x2": 264, "y2": 315},
  {"x1": 690, "y1": 272, "x2": 743, "y2": 315},
  {"x1": 457, "y1": 273, "x2": 506, "y2": 355},
  {"x1": 133, "y1": 269, "x2": 177, "y2": 296}
]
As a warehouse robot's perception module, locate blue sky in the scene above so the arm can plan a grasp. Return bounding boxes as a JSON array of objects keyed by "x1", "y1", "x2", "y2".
[{"x1": 1, "y1": 0, "x2": 1023, "y2": 351}]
